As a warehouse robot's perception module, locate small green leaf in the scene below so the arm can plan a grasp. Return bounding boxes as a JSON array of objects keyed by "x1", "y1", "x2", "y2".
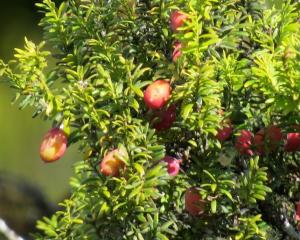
[
  {"x1": 131, "y1": 85, "x2": 144, "y2": 97},
  {"x1": 211, "y1": 184, "x2": 217, "y2": 193},
  {"x1": 211, "y1": 200, "x2": 217, "y2": 214},
  {"x1": 203, "y1": 170, "x2": 216, "y2": 182},
  {"x1": 156, "y1": 232, "x2": 168, "y2": 240},
  {"x1": 181, "y1": 103, "x2": 194, "y2": 120}
]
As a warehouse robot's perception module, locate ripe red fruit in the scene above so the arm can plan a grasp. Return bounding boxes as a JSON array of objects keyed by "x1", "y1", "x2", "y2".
[
  {"x1": 172, "y1": 41, "x2": 182, "y2": 62},
  {"x1": 152, "y1": 105, "x2": 176, "y2": 131},
  {"x1": 216, "y1": 120, "x2": 233, "y2": 142},
  {"x1": 295, "y1": 201, "x2": 300, "y2": 222},
  {"x1": 185, "y1": 188, "x2": 205, "y2": 216},
  {"x1": 254, "y1": 125, "x2": 283, "y2": 155},
  {"x1": 144, "y1": 80, "x2": 171, "y2": 110},
  {"x1": 162, "y1": 156, "x2": 181, "y2": 176},
  {"x1": 100, "y1": 149, "x2": 127, "y2": 177},
  {"x1": 253, "y1": 129, "x2": 265, "y2": 155},
  {"x1": 170, "y1": 10, "x2": 189, "y2": 32},
  {"x1": 39, "y1": 128, "x2": 68, "y2": 163},
  {"x1": 235, "y1": 130, "x2": 254, "y2": 156},
  {"x1": 284, "y1": 133, "x2": 300, "y2": 152},
  {"x1": 295, "y1": 201, "x2": 300, "y2": 230}
]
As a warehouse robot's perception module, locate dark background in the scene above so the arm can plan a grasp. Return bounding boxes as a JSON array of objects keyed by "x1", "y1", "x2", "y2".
[{"x1": 0, "y1": 0, "x2": 78, "y2": 237}]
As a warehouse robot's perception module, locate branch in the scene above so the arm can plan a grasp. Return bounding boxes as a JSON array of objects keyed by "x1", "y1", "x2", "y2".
[
  {"x1": 0, "y1": 218, "x2": 24, "y2": 240},
  {"x1": 283, "y1": 218, "x2": 300, "y2": 240}
]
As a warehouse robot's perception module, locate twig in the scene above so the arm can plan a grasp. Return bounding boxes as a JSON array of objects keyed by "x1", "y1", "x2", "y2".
[
  {"x1": 283, "y1": 218, "x2": 300, "y2": 240},
  {"x1": 0, "y1": 218, "x2": 24, "y2": 240}
]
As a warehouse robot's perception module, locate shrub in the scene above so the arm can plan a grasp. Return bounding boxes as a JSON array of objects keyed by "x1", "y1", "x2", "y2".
[{"x1": 1, "y1": 0, "x2": 300, "y2": 239}]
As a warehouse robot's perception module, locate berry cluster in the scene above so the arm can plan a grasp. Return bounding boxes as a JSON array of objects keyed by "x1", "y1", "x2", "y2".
[{"x1": 38, "y1": 9, "x2": 300, "y2": 221}]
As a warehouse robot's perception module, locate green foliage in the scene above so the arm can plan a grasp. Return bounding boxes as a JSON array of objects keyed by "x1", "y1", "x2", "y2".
[
  {"x1": 234, "y1": 215, "x2": 267, "y2": 240},
  {"x1": 1, "y1": 0, "x2": 300, "y2": 239},
  {"x1": 247, "y1": 2, "x2": 300, "y2": 114},
  {"x1": 239, "y1": 157, "x2": 272, "y2": 205}
]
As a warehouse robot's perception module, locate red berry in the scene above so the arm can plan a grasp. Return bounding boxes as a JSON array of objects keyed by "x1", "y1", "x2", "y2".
[
  {"x1": 235, "y1": 130, "x2": 254, "y2": 156},
  {"x1": 100, "y1": 149, "x2": 127, "y2": 177},
  {"x1": 170, "y1": 10, "x2": 189, "y2": 32},
  {"x1": 152, "y1": 105, "x2": 176, "y2": 131},
  {"x1": 216, "y1": 120, "x2": 233, "y2": 142},
  {"x1": 284, "y1": 133, "x2": 300, "y2": 152},
  {"x1": 253, "y1": 129, "x2": 264, "y2": 155},
  {"x1": 162, "y1": 156, "x2": 181, "y2": 176},
  {"x1": 254, "y1": 125, "x2": 283, "y2": 155},
  {"x1": 185, "y1": 188, "x2": 205, "y2": 216},
  {"x1": 144, "y1": 80, "x2": 171, "y2": 110},
  {"x1": 296, "y1": 201, "x2": 300, "y2": 221},
  {"x1": 39, "y1": 128, "x2": 68, "y2": 163},
  {"x1": 172, "y1": 41, "x2": 182, "y2": 62}
]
